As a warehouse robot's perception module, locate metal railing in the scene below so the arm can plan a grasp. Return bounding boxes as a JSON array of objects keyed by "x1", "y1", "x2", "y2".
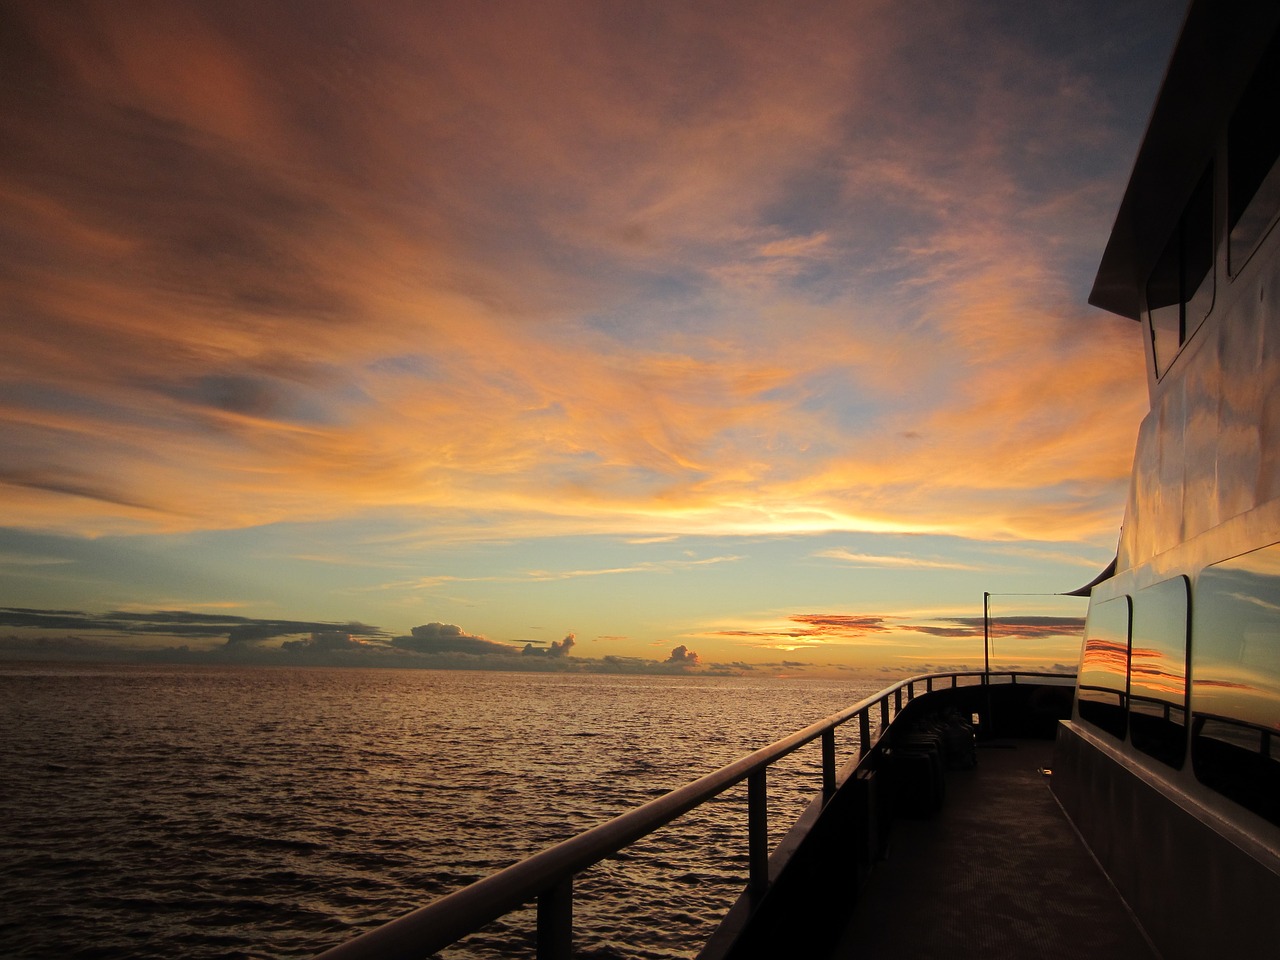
[{"x1": 314, "y1": 670, "x2": 1067, "y2": 960}]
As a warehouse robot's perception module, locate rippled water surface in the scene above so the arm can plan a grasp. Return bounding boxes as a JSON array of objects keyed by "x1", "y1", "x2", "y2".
[{"x1": 0, "y1": 664, "x2": 880, "y2": 959}]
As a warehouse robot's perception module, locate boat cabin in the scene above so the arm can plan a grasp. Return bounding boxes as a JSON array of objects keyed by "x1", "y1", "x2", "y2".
[{"x1": 1055, "y1": 2, "x2": 1280, "y2": 957}]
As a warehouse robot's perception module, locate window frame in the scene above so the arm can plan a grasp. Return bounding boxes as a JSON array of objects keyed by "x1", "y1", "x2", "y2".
[
  {"x1": 1145, "y1": 165, "x2": 1216, "y2": 379},
  {"x1": 1227, "y1": 28, "x2": 1280, "y2": 276},
  {"x1": 1128, "y1": 577, "x2": 1191, "y2": 769},
  {"x1": 1076, "y1": 595, "x2": 1132, "y2": 741}
]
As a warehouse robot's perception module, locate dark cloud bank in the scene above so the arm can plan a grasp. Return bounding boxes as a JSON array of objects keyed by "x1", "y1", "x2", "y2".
[{"x1": 0, "y1": 608, "x2": 714, "y2": 675}]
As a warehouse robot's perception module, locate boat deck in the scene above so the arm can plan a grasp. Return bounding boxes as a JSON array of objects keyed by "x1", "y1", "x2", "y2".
[{"x1": 826, "y1": 738, "x2": 1159, "y2": 960}]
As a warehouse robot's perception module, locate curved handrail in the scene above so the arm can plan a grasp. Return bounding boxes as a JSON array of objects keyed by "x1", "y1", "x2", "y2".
[{"x1": 313, "y1": 669, "x2": 1069, "y2": 960}]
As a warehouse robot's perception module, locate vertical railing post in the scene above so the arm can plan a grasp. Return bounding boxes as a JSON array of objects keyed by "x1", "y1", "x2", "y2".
[
  {"x1": 879, "y1": 696, "x2": 889, "y2": 730},
  {"x1": 747, "y1": 773, "x2": 762, "y2": 906},
  {"x1": 984, "y1": 591, "x2": 991, "y2": 677},
  {"x1": 748, "y1": 770, "x2": 768, "y2": 901},
  {"x1": 981, "y1": 670, "x2": 992, "y2": 737},
  {"x1": 926, "y1": 676, "x2": 934, "y2": 694},
  {"x1": 894, "y1": 687, "x2": 902, "y2": 713},
  {"x1": 537, "y1": 876, "x2": 573, "y2": 960},
  {"x1": 822, "y1": 728, "x2": 837, "y2": 798},
  {"x1": 859, "y1": 709, "x2": 871, "y2": 757}
]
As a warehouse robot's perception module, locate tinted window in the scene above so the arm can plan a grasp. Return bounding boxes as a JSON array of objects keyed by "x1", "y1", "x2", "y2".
[
  {"x1": 1128, "y1": 577, "x2": 1189, "y2": 767},
  {"x1": 1077, "y1": 596, "x2": 1130, "y2": 739},
  {"x1": 1192, "y1": 546, "x2": 1280, "y2": 825},
  {"x1": 1228, "y1": 30, "x2": 1280, "y2": 272},
  {"x1": 1146, "y1": 167, "x2": 1214, "y2": 377}
]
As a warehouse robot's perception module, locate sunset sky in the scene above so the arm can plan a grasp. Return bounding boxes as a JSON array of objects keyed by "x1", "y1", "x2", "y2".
[{"x1": 0, "y1": 0, "x2": 1186, "y2": 676}]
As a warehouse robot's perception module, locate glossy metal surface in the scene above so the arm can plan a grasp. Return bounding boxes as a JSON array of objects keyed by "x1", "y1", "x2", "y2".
[
  {"x1": 1066, "y1": 5, "x2": 1280, "y2": 954},
  {"x1": 1128, "y1": 577, "x2": 1189, "y2": 767},
  {"x1": 1194, "y1": 547, "x2": 1280, "y2": 732},
  {"x1": 1118, "y1": 259, "x2": 1280, "y2": 573},
  {"x1": 1189, "y1": 546, "x2": 1280, "y2": 825},
  {"x1": 1076, "y1": 596, "x2": 1130, "y2": 740}
]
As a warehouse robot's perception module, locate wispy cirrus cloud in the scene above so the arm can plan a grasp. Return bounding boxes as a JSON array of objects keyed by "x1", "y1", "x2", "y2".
[
  {"x1": 988, "y1": 545, "x2": 1115, "y2": 569},
  {"x1": 379, "y1": 554, "x2": 744, "y2": 591},
  {"x1": 0, "y1": 0, "x2": 1164, "y2": 550},
  {"x1": 814, "y1": 548, "x2": 988, "y2": 571},
  {"x1": 523, "y1": 555, "x2": 744, "y2": 581},
  {"x1": 706, "y1": 613, "x2": 899, "y2": 652},
  {"x1": 915, "y1": 615, "x2": 1085, "y2": 640},
  {"x1": 0, "y1": 551, "x2": 72, "y2": 567},
  {"x1": 694, "y1": 604, "x2": 1087, "y2": 665}
]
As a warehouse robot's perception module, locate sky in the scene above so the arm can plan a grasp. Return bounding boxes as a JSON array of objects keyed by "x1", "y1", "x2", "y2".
[{"x1": 0, "y1": 0, "x2": 1187, "y2": 678}]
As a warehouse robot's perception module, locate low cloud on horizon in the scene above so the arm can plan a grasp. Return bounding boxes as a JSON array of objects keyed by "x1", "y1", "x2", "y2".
[
  {"x1": 0, "y1": 607, "x2": 739, "y2": 677},
  {"x1": 0, "y1": 605, "x2": 1083, "y2": 679}
]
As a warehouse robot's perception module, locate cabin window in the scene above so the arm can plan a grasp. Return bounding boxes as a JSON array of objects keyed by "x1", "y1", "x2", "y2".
[
  {"x1": 1128, "y1": 577, "x2": 1189, "y2": 768},
  {"x1": 1146, "y1": 167, "x2": 1214, "y2": 378},
  {"x1": 1192, "y1": 545, "x2": 1280, "y2": 826},
  {"x1": 1228, "y1": 30, "x2": 1280, "y2": 273},
  {"x1": 1076, "y1": 596, "x2": 1130, "y2": 739}
]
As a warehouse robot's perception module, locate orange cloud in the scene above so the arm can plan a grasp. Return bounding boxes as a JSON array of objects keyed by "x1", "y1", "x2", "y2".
[
  {"x1": 1, "y1": 0, "x2": 1150, "y2": 551},
  {"x1": 707, "y1": 613, "x2": 897, "y2": 653}
]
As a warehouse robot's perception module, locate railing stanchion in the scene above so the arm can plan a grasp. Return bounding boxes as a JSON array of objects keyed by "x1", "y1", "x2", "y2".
[
  {"x1": 895, "y1": 688, "x2": 902, "y2": 713},
  {"x1": 858, "y1": 711, "x2": 871, "y2": 758},
  {"x1": 748, "y1": 770, "x2": 769, "y2": 900},
  {"x1": 822, "y1": 728, "x2": 837, "y2": 798},
  {"x1": 537, "y1": 876, "x2": 573, "y2": 960},
  {"x1": 879, "y1": 697, "x2": 888, "y2": 731}
]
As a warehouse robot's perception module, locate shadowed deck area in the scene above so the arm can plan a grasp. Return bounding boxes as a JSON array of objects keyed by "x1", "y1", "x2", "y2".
[{"x1": 826, "y1": 738, "x2": 1159, "y2": 960}]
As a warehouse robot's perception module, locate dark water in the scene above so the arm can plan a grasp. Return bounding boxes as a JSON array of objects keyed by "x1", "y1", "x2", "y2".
[{"x1": 0, "y1": 664, "x2": 880, "y2": 959}]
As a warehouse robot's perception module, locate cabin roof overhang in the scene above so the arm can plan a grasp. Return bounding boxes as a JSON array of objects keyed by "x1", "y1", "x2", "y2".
[{"x1": 1089, "y1": 0, "x2": 1280, "y2": 320}]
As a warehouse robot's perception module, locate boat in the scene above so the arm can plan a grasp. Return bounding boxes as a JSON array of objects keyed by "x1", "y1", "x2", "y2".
[
  {"x1": 1048, "y1": 0, "x2": 1280, "y2": 954},
  {"x1": 312, "y1": 2, "x2": 1280, "y2": 957}
]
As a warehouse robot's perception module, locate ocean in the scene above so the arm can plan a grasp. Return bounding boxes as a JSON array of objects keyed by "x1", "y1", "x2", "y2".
[{"x1": 0, "y1": 663, "x2": 882, "y2": 959}]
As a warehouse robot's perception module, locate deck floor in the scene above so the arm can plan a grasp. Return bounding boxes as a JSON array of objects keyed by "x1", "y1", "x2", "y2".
[{"x1": 826, "y1": 739, "x2": 1160, "y2": 960}]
